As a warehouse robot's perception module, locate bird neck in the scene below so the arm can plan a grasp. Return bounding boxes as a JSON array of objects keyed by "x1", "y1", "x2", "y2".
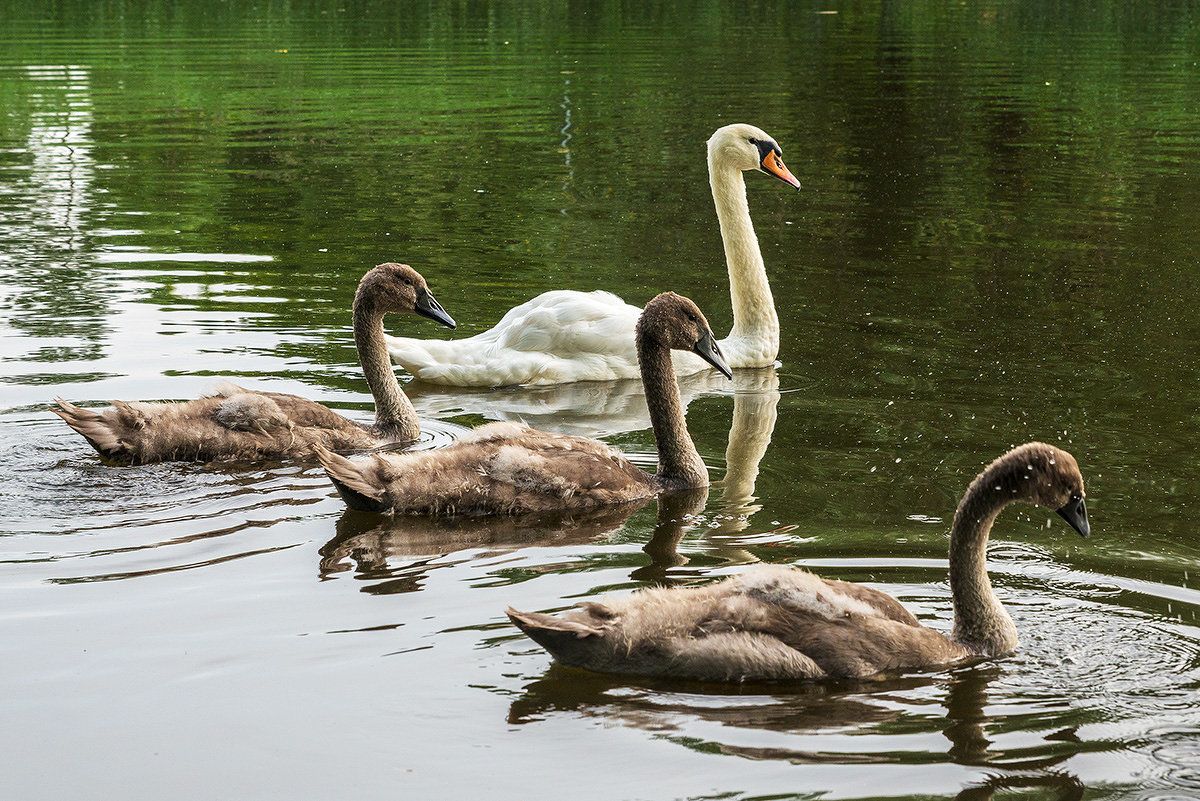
[
  {"x1": 353, "y1": 296, "x2": 419, "y2": 441},
  {"x1": 708, "y1": 158, "x2": 779, "y2": 363},
  {"x1": 638, "y1": 337, "x2": 708, "y2": 489},
  {"x1": 948, "y1": 473, "x2": 1018, "y2": 656}
]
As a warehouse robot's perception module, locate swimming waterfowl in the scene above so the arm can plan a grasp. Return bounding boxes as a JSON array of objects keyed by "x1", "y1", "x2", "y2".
[
  {"x1": 507, "y1": 442, "x2": 1091, "y2": 682},
  {"x1": 52, "y1": 263, "x2": 455, "y2": 464}
]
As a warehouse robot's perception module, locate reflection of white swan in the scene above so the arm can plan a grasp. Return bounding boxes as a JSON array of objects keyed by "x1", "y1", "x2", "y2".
[
  {"x1": 508, "y1": 443, "x2": 1091, "y2": 682},
  {"x1": 385, "y1": 123, "x2": 799, "y2": 386},
  {"x1": 407, "y1": 365, "x2": 776, "y2": 440},
  {"x1": 716, "y1": 368, "x2": 779, "y2": 516}
]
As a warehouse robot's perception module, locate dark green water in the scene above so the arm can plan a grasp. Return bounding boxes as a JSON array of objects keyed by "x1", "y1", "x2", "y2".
[{"x1": 3, "y1": 2, "x2": 1200, "y2": 798}]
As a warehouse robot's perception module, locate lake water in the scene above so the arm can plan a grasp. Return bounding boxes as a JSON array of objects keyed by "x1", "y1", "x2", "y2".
[{"x1": 3, "y1": 2, "x2": 1200, "y2": 799}]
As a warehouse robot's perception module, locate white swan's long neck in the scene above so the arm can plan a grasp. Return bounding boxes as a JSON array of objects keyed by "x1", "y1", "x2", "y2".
[
  {"x1": 709, "y1": 157, "x2": 779, "y2": 366},
  {"x1": 353, "y1": 296, "x2": 419, "y2": 441},
  {"x1": 639, "y1": 337, "x2": 708, "y2": 489},
  {"x1": 948, "y1": 474, "x2": 1018, "y2": 656}
]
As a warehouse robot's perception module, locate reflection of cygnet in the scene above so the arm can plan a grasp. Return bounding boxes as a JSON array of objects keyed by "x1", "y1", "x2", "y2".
[
  {"x1": 943, "y1": 666, "x2": 1085, "y2": 797},
  {"x1": 634, "y1": 487, "x2": 709, "y2": 583},
  {"x1": 506, "y1": 664, "x2": 908, "y2": 731},
  {"x1": 319, "y1": 502, "x2": 647, "y2": 580}
]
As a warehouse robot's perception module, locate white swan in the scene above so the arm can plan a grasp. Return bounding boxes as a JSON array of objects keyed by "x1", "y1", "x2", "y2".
[{"x1": 385, "y1": 123, "x2": 800, "y2": 386}]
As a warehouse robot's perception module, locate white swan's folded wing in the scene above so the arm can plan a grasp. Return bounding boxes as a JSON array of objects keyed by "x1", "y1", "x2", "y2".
[{"x1": 385, "y1": 290, "x2": 643, "y2": 385}]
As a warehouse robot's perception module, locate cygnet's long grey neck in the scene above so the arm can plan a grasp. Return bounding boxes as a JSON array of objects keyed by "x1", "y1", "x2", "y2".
[
  {"x1": 639, "y1": 336, "x2": 707, "y2": 489},
  {"x1": 354, "y1": 296, "x2": 419, "y2": 441},
  {"x1": 948, "y1": 481, "x2": 1018, "y2": 656}
]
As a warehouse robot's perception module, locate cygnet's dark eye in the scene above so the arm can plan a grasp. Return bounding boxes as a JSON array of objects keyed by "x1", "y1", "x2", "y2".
[
  {"x1": 687, "y1": 313, "x2": 698, "y2": 322},
  {"x1": 403, "y1": 278, "x2": 413, "y2": 286}
]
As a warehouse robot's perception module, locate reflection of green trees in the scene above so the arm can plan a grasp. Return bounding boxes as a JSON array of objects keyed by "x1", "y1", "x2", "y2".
[
  {"x1": 6, "y1": 1, "x2": 1197, "y2": 318},
  {"x1": 3, "y1": 0, "x2": 1200, "y2": 557}
]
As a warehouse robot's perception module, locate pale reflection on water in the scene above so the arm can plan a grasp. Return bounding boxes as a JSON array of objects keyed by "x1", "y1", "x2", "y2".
[
  {"x1": 18, "y1": 65, "x2": 93, "y2": 256},
  {"x1": 405, "y1": 366, "x2": 766, "y2": 439}
]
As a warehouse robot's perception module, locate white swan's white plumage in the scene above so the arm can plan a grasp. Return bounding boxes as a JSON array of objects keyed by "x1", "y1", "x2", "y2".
[
  {"x1": 386, "y1": 123, "x2": 800, "y2": 386},
  {"x1": 389, "y1": 290, "x2": 646, "y2": 385}
]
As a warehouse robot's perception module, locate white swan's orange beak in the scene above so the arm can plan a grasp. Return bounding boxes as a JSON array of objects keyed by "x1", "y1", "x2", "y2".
[{"x1": 761, "y1": 150, "x2": 801, "y2": 190}]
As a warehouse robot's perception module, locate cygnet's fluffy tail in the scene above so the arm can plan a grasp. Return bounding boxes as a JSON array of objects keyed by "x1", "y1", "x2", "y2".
[
  {"x1": 51, "y1": 398, "x2": 129, "y2": 463},
  {"x1": 313, "y1": 444, "x2": 389, "y2": 513},
  {"x1": 507, "y1": 607, "x2": 604, "y2": 639},
  {"x1": 506, "y1": 606, "x2": 608, "y2": 668}
]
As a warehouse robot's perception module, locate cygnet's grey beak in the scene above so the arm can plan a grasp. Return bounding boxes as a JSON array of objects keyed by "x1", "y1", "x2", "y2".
[
  {"x1": 693, "y1": 329, "x2": 732, "y2": 379},
  {"x1": 1055, "y1": 495, "x2": 1090, "y2": 538},
  {"x1": 415, "y1": 289, "x2": 456, "y2": 329}
]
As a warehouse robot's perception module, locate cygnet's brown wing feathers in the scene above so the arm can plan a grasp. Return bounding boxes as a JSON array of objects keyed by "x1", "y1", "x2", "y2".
[
  {"x1": 508, "y1": 565, "x2": 968, "y2": 682},
  {"x1": 212, "y1": 383, "x2": 366, "y2": 435},
  {"x1": 815, "y1": 578, "x2": 921, "y2": 627},
  {"x1": 54, "y1": 385, "x2": 377, "y2": 464},
  {"x1": 507, "y1": 579, "x2": 830, "y2": 681},
  {"x1": 699, "y1": 566, "x2": 966, "y2": 678},
  {"x1": 54, "y1": 397, "x2": 247, "y2": 463},
  {"x1": 51, "y1": 399, "x2": 130, "y2": 462},
  {"x1": 324, "y1": 422, "x2": 657, "y2": 516}
]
